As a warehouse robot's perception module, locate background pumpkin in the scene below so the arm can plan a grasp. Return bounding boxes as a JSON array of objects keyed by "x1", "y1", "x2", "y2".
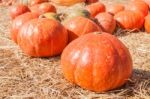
[
  {"x1": 17, "y1": 18, "x2": 68, "y2": 57},
  {"x1": 9, "y1": 4, "x2": 30, "y2": 19},
  {"x1": 51, "y1": 0, "x2": 86, "y2": 6},
  {"x1": 107, "y1": 4, "x2": 125, "y2": 15},
  {"x1": 144, "y1": 14, "x2": 150, "y2": 33},
  {"x1": 64, "y1": 16, "x2": 101, "y2": 42},
  {"x1": 95, "y1": 12, "x2": 116, "y2": 34},
  {"x1": 114, "y1": 10, "x2": 144, "y2": 30},
  {"x1": 29, "y1": 0, "x2": 48, "y2": 6},
  {"x1": 86, "y1": 2, "x2": 106, "y2": 17},
  {"x1": 61, "y1": 32, "x2": 133, "y2": 92},
  {"x1": 11, "y1": 12, "x2": 38, "y2": 44}
]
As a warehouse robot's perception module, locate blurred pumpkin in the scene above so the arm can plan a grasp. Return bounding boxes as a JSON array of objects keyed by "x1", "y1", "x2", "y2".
[
  {"x1": 17, "y1": 18, "x2": 68, "y2": 57},
  {"x1": 95, "y1": 12, "x2": 116, "y2": 34},
  {"x1": 9, "y1": 4, "x2": 30, "y2": 19},
  {"x1": 144, "y1": 14, "x2": 150, "y2": 33},
  {"x1": 86, "y1": 0, "x2": 98, "y2": 4},
  {"x1": 29, "y1": 0, "x2": 48, "y2": 6},
  {"x1": 61, "y1": 32, "x2": 133, "y2": 92},
  {"x1": 114, "y1": 10, "x2": 144, "y2": 30},
  {"x1": 11, "y1": 12, "x2": 38, "y2": 43},
  {"x1": 107, "y1": 4, "x2": 125, "y2": 15},
  {"x1": 51, "y1": 0, "x2": 85, "y2": 6},
  {"x1": 86, "y1": 2, "x2": 105, "y2": 17},
  {"x1": 64, "y1": 16, "x2": 101, "y2": 42}
]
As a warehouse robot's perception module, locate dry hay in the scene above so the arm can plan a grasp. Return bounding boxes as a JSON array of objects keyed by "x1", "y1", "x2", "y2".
[{"x1": 0, "y1": 0, "x2": 150, "y2": 99}]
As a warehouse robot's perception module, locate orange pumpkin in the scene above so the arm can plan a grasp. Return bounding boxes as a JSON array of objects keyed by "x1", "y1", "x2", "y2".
[
  {"x1": 64, "y1": 16, "x2": 102, "y2": 42},
  {"x1": 61, "y1": 32, "x2": 133, "y2": 92},
  {"x1": 11, "y1": 12, "x2": 38, "y2": 43},
  {"x1": 51, "y1": 0, "x2": 85, "y2": 6},
  {"x1": 86, "y1": 0, "x2": 98, "y2": 4},
  {"x1": 95, "y1": 12, "x2": 116, "y2": 34},
  {"x1": 114, "y1": 10, "x2": 144, "y2": 30},
  {"x1": 128, "y1": 0, "x2": 149, "y2": 16},
  {"x1": 30, "y1": 3, "x2": 56, "y2": 16},
  {"x1": 17, "y1": 18, "x2": 68, "y2": 57},
  {"x1": 107, "y1": 4, "x2": 125, "y2": 15},
  {"x1": 9, "y1": 4, "x2": 30, "y2": 19},
  {"x1": 86, "y1": 2, "x2": 106, "y2": 17},
  {"x1": 144, "y1": 14, "x2": 150, "y2": 33},
  {"x1": 30, "y1": 0, "x2": 48, "y2": 6}
]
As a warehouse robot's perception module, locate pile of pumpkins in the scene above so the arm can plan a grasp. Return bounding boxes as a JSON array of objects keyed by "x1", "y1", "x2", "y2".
[{"x1": 9, "y1": 0, "x2": 150, "y2": 92}]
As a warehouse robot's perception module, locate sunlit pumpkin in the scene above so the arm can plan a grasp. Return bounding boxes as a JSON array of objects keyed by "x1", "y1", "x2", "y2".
[
  {"x1": 61, "y1": 32, "x2": 133, "y2": 92},
  {"x1": 95, "y1": 12, "x2": 116, "y2": 34},
  {"x1": 144, "y1": 14, "x2": 150, "y2": 33},
  {"x1": 107, "y1": 4, "x2": 125, "y2": 15},
  {"x1": 11, "y1": 12, "x2": 38, "y2": 43},
  {"x1": 64, "y1": 16, "x2": 101, "y2": 42},
  {"x1": 17, "y1": 18, "x2": 68, "y2": 57}
]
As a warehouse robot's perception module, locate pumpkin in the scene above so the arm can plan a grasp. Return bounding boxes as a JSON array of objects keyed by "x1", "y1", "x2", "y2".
[
  {"x1": 128, "y1": 0, "x2": 149, "y2": 16},
  {"x1": 9, "y1": 4, "x2": 30, "y2": 19},
  {"x1": 86, "y1": 2, "x2": 106, "y2": 17},
  {"x1": 11, "y1": 12, "x2": 38, "y2": 44},
  {"x1": 114, "y1": 10, "x2": 144, "y2": 30},
  {"x1": 107, "y1": 4, "x2": 125, "y2": 15},
  {"x1": 86, "y1": 0, "x2": 98, "y2": 4},
  {"x1": 144, "y1": 14, "x2": 150, "y2": 33},
  {"x1": 95, "y1": 12, "x2": 116, "y2": 34},
  {"x1": 61, "y1": 32, "x2": 133, "y2": 92},
  {"x1": 30, "y1": 3, "x2": 56, "y2": 16},
  {"x1": 39, "y1": 12, "x2": 60, "y2": 21},
  {"x1": 17, "y1": 18, "x2": 68, "y2": 57},
  {"x1": 51, "y1": 0, "x2": 85, "y2": 6},
  {"x1": 30, "y1": 0, "x2": 48, "y2": 6},
  {"x1": 64, "y1": 16, "x2": 101, "y2": 42}
]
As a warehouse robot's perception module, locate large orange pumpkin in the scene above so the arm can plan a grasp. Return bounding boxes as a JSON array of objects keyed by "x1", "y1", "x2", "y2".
[
  {"x1": 107, "y1": 4, "x2": 125, "y2": 15},
  {"x1": 64, "y1": 16, "x2": 101, "y2": 42},
  {"x1": 29, "y1": 0, "x2": 48, "y2": 6},
  {"x1": 51, "y1": 0, "x2": 85, "y2": 6},
  {"x1": 17, "y1": 18, "x2": 68, "y2": 57},
  {"x1": 30, "y1": 3, "x2": 56, "y2": 16},
  {"x1": 9, "y1": 4, "x2": 30, "y2": 19},
  {"x1": 95, "y1": 12, "x2": 116, "y2": 34},
  {"x1": 114, "y1": 10, "x2": 144, "y2": 30},
  {"x1": 61, "y1": 32, "x2": 133, "y2": 92},
  {"x1": 128, "y1": 0, "x2": 149, "y2": 16},
  {"x1": 144, "y1": 14, "x2": 150, "y2": 33},
  {"x1": 86, "y1": 2, "x2": 106, "y2": 17},
  {"x1": 11, "y1": 12, "x2": 38, "y2": 44}
]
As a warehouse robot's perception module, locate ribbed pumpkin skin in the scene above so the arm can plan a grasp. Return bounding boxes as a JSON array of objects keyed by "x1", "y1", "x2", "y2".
[
  {"x1": 86, "y1": 0, "x2": 98, "y2": 4},
  {"x1": 17, "y1": 18, "x2": 68, "y2": 57},
  {"x1": 86, "y1": 2, "x2": 106, "y2": 17},
  {"x1": 9, "y1": 4, "x2": 30, "y2": 19},
  {"x1": 30, "y1": 3, "x2": 56, "y2": 16},
  {"x1": 11, "y1": 12, "x2": 38, "y2": 44},
  {"x1": 30, "y1": 0, "x2": 48, "y2": 6},
  {"x1": 129, "y1": 0, "x2": 149, "y2": 16},
  {"x1": 64, "y1": 16, "x2": 101, "y2": 42},
  {"x1": 107, "y1": 4, "x2": 125, "y2": 15},
  {"x1": 114, "y1": 10, "x2": 144, "y2": 30},
  {"x1": 95, "y1": 12, "x2": 116, "y2": 34},
  {"x1": 61, "y1": 32, "x2": 133, "y2": 92},
  {"x1": 51, "y1": 0, "x2": 85, "y2": 6},
  {"x1": 144, "y1": 14, "x2": 150, "y2": 33}
]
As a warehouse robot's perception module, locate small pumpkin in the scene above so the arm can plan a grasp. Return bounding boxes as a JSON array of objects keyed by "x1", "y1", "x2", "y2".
[
  {"x1": 114, "y1": 10, "x2": 144, "y2": 30},
  {"x1": 9, "y1": 4, "x2": 30, "y2": 19},
  {"x1": 51, "y1": 0, "x2": 86, "y2": 6},
  {"x1": 11, "y1": 12, "x2": 38, "y2": 43},
  {"x1": 17, "y1": 18, "x2": 68, "y2": 57},
  {"x1": 95, "y1": 12, "x2": 116, "y2": 34},
  {"x1": 128, "y1": 0, "x2": 149, "y2": 16},
  {"x1": 144, "y1": 14, "x2": 150, "y2": 33},
  {"x1": 107, "y1": 4, "x2": 125, "y2": 15},
  {"x1": 64, "y1": 16, "x2": 101, "y2": 42},
  {"x1": 61, "y1": 32, "x2": 133, "y2": 92},
  {"x1": 86, "y1": 0, "x2": 98, "y2": 4},
  {"x1": 30, "y1": 3, "x2": 56, "y2": 16},
  {"x1": 29, "y1": 0, "x2": 48, "y2": 6},
  {"x1": 86, "y1": 2, "x2": 106, "y2": 17}
]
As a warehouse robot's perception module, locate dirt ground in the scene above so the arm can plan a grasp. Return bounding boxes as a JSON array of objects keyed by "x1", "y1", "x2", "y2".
[{"x1": 0, "y1": 0, "x2": 150, "y2": 99}]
